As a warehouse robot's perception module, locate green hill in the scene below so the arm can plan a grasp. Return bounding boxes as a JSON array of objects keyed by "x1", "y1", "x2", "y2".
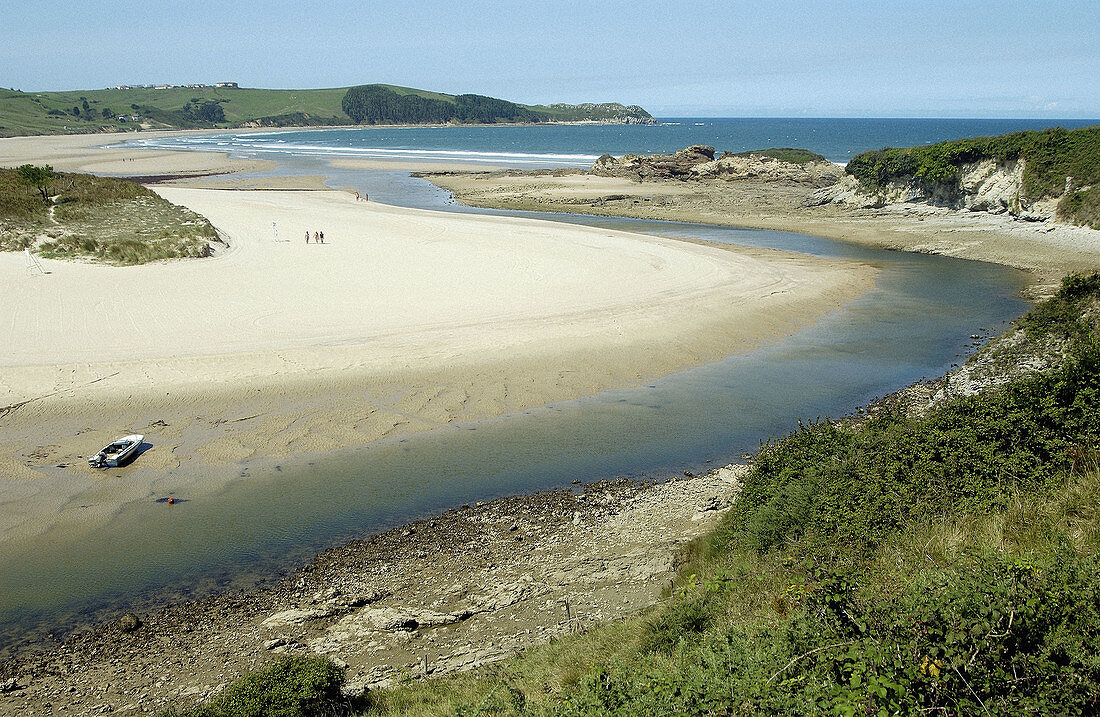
[{"x1": 0, "y1": 84, "x2": 655, "y2": 138}]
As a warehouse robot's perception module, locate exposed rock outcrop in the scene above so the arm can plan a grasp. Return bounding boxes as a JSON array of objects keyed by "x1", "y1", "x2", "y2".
[
  {"x1": 697, "y1": 152, "x2": 843, "y2": 187},
  {"x1": 591, "y1": 145, "x2": 717, "y2": 180},
  {"x1": 0, "y1": 470, "x2": 744, "y2": 714},
  {"x1": 591, "y1": 146, "x2": 842, "y2": 186}
]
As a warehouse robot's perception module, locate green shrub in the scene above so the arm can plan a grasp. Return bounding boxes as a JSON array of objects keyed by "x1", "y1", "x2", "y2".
[
  {"x1": 640, "y1": 594, "x2": 716, "y2": 655},
  {"x1": 716, "y1": 288, "x2": 1100, "y2": 561},
  {"x1": 162, "y1": 656, "x2": 349, "y2": 717},
  {"x1": 1022, "y1": 272, "x2": 1100, "y2": 339},
  {"x1": 1058, "y1": 185, "x2": 1100, "y2": 229},
  {"x1": 765, "y1": 551, "x2": 1100, "y2": 715},
  {"x1": 0, "y1": 168, "x2": 50, "y2": 222}
]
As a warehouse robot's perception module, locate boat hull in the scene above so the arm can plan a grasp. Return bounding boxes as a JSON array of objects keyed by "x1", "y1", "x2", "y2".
[{"x1": 89, "y1": 434, "x2": 145, "y2": 468}]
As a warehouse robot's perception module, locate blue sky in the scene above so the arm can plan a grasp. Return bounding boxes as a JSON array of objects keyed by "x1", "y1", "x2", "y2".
[{"x1": 4, "y1": 0, "x2": 1098, "y2": 117}]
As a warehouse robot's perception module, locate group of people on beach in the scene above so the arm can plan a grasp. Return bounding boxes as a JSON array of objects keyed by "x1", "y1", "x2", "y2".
[{"x1": 305, "y1": 230, "x2": 325, "y2": 244}]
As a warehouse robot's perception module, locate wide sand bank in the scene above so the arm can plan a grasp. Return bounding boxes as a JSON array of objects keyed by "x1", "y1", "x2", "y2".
[
  {"x1": 423, "y1": 171, "x2": 1100, "y2": 296},
  {"x1": 0, "y1": 185, "x2": 875, "y2": 547}
]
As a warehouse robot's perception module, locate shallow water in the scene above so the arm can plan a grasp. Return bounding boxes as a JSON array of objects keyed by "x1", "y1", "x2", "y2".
[{"x1": 0, "y1": 144, "x2": 1031, "y2": 651}]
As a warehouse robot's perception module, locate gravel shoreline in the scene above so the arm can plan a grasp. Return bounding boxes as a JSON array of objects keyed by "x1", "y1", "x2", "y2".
[{"x1": 0, "y1": 467, "x2": 743, "y2": 715}]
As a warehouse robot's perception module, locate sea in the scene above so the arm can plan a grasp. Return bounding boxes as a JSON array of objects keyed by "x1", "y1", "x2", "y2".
[{"x1": 121, "y1": 117, "x2": 1100, "y2": 168}]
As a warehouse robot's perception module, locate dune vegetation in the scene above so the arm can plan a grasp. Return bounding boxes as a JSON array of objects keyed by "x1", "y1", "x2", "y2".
[{"x1": 1, "y1": 166, "x2": 220, "y2": 264}]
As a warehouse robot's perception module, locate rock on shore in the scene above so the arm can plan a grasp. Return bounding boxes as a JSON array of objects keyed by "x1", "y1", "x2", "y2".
[{"x1": 591, "y1": 145, "x2": 842, "y2": 186}]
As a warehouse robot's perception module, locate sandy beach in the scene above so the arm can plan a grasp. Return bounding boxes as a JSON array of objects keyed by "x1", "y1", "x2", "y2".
[{"x1": 0, "y1": 134, "x2": 875, "y2": 554}]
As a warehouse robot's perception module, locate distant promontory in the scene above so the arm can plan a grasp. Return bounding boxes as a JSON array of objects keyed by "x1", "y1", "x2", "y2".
[{"x1": 0, "y1": 83, "x2": 657, "y2": 138}]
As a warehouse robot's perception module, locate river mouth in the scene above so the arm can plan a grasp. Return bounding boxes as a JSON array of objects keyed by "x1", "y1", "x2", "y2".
[{"x1": 0, "y1": 163, "x2": 1030, "y2": 656}]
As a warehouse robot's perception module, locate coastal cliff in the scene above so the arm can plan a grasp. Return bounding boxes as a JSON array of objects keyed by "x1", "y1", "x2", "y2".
[
  {"x1": 423, "y1": 138, "x2": 1100, "y2": 290},
  {"x1": 823, "y1": 125, "x2": 1100, "y2": 229},
  {"x1": 812, "y1": 157, "x2": 1058, "y2": 221}
]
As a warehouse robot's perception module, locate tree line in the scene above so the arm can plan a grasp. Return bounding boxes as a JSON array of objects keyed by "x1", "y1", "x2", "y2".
[{"x1": 341, "y1": 85, "x2": 541, "y2": 125}]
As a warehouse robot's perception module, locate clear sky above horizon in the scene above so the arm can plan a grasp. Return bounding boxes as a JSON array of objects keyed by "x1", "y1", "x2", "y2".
[{"x1": 4, "y1": 0, "x2": 1098, "y2": 118}]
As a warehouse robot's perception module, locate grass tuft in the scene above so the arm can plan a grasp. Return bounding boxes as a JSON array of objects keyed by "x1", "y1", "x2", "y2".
[{"x1": 159, "y1": 656, "x2": 352, "y2": 717}]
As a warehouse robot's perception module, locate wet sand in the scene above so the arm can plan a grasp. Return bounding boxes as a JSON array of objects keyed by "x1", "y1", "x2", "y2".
[{"x1": 0, "y1": 130, "x2": 273, "y2": 178}]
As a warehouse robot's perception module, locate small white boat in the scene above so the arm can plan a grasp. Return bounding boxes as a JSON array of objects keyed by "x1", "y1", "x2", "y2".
[{"x1": 88, "y1": 434, "x2": 145, "y2": 468}]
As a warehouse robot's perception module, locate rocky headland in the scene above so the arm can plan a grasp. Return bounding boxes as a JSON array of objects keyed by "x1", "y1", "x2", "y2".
[{"x1": 590, "y1": 144, "x2": 842, "y2": 186}]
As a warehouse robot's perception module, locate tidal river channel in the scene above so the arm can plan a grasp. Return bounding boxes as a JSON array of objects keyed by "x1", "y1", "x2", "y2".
[{"x1": 0, "y1": 167, "x2": 1030, "y2": 654}]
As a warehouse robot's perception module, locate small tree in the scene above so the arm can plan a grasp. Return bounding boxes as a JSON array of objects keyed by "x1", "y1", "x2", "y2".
[{"x1": 17, "y1": 164, "x2": 57, "y2": 203}]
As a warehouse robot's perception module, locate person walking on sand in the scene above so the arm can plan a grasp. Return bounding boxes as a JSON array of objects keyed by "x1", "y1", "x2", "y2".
[
  {"x1": 319, "y1": 231, "x2": 324, "y2": 244},
  {"x1": 305, "y1": 230, "x2": 309, "y2": 244},
  {"x1": 314, "y1": 231, "x2": 319, "y2": 243}
]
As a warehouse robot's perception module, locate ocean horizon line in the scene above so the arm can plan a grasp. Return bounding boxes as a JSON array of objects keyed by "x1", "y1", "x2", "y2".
[{"x1": 117, "y1": 117, "x2": 1100, "y2": 167}]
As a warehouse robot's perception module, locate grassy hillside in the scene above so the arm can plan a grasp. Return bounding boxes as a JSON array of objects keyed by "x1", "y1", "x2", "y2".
[
  {"x1": 0, "y1": 84, "x2": 654, "y2": 138},
  {"x1": 0, "y1": 86, "x2": 352, "y2": 136},
  {"x1": 1, "y1": 166, "x2": 219, "y2": 263},
  {"x1": 846, "y1": 125, "x2": 1100, "y2": 229},
  {"x1": 161, "y1": 274, "x2": 1100, "y2": 715}
]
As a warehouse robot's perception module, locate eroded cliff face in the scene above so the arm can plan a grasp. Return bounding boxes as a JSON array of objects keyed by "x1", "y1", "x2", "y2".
[
  {"x1": 590, "y1": 145, "x2": 842, "y2": 187},
  {"x1": 815, "y1": 158, "x2": 1059, "y2": 221}
]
